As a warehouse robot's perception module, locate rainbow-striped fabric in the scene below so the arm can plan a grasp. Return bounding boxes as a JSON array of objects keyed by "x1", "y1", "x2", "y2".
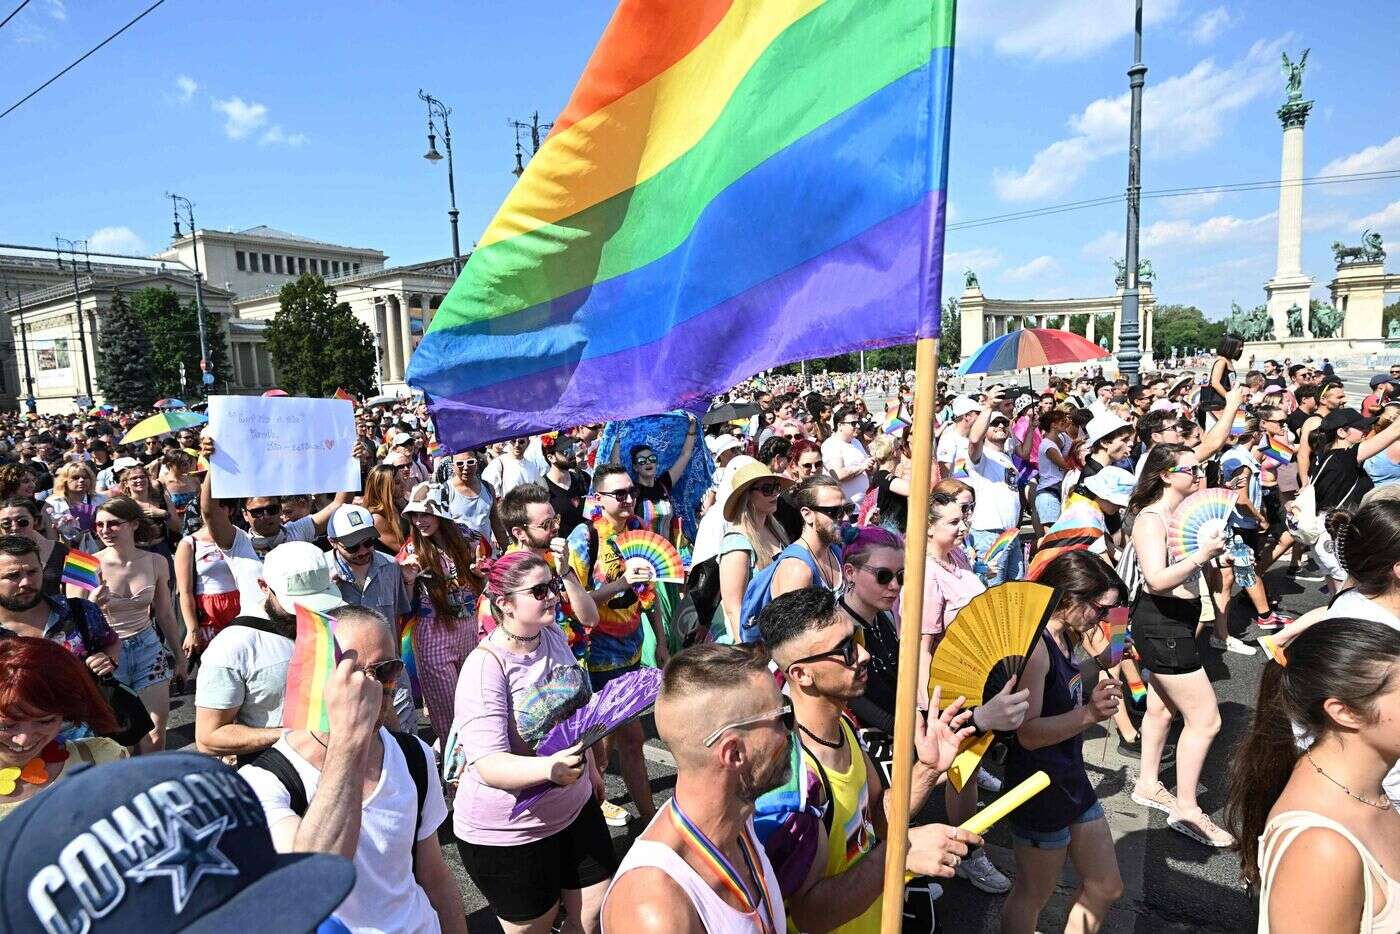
[
  {"x1": 282, "y1": 605, "x2": 341, "y2": 733},
  {"x1": 407, "y1": 0, "x2": 956, "y2": 448}
]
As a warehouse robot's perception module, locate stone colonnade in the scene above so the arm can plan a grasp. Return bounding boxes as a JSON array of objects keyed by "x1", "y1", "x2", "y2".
[{"x1": 374, "y1": 292, "x2": 438, "y2": 383}]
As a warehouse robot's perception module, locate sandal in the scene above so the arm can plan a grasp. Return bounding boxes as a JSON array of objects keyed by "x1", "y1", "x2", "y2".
[
  {"x1": 1167, "y1": 808, "x2": 1235, "y2": 847},
  {"x1": 1131, "y1": 780, "x2": 1177, "y2": 815}
]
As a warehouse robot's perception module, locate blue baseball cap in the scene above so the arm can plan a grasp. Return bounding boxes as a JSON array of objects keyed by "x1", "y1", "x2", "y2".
[{"x1": 0, "y1": 752, "x2": 354, "y2": 934}]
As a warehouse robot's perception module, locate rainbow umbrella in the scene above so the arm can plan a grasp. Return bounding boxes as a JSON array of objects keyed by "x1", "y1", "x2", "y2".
[
  {"x1": 957, "y1": 327, "x2": 1111, "y2": 377},
  {"x1": 119, "y1": 410, "x2": 208, "y2": 445},
  {"x1": 153, "y1": 398, "x2": 186, "y2": 410}
]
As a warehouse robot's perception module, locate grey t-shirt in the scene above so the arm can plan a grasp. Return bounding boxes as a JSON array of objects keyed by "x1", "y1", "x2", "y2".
[{"x1": 194, "y1": 622, "x2": 294, "y2": 726}]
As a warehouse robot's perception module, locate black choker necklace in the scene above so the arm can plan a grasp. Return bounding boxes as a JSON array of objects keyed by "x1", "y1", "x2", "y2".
[
  {"x1": 498, "y1": 624, "x2": 541, "y2": 646},
  {"x1": 798, "y1": 722, "x2": 845, "y2": 749}
]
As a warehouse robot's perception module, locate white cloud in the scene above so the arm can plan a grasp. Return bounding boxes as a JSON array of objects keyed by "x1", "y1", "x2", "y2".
[
  {"x1": 260, "y1": 125, "x2": 307, "y2": 147},
  {"x1": 993, "y1": 36, "x2": 1288, "y2": 202},
  {"x1": 1353, "y1": 199, "x2": 1400, "y2": 231},
  {"x1": 1083, "y1": 210, "x2": 1276, "y2": 257},
  {"x1": 1319, "y1": 135, "x2": 1400, "y2": 178},
  {"x1": 88, "y1": 226, "x2": 146, "y2": 256},
  {"x1": 944, "y1": 248, "x2": 1003, "y2": 274},
  {"x1": 174, "y1": 75, "x2": 198, "y2": 103},
  {"x1": 45, "y1": 0, "x2": 66, "y2": 21},
  {"x1": 960, "y1": 0, "x2": 1180, "y2": 62},
  {"x1": 1191, "y1": 6, "x2": 1234, "y2": 44},
  {"x1": 1004, "y1": 255, "x2": 1058, "y2": 281},
  {"x1": 212, "y1": 96, "x2": 268, "y2": 139},
  {"x1": 1163, "y1": 190, "x2": 1225, "y2": 216}
]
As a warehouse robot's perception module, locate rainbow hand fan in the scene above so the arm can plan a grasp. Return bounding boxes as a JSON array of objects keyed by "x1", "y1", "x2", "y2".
[
  {"x1": 609, "y1": 529, "x2": 686, "y2": 583},
  {"x1": 927, "y1": 581, "x2": 1062, "y2": 790},
  {"x1": 1166, "y1": 488, "x2": 1237, "y2": 561}
]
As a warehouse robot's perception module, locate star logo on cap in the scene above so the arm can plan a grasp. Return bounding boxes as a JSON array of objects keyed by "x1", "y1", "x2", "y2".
[{"x1": 125, "y1": 812, "x2": 240, "y2": 913}]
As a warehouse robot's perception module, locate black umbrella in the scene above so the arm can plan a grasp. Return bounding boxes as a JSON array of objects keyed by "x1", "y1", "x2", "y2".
[{"x1": 701, "y1": 402, "x2": 761, "y2": 426}]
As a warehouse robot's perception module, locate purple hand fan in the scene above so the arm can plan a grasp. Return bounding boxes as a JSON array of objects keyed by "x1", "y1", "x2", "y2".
[{"x1": 510, "y1": 667, "x2": 664, "y2": 817}]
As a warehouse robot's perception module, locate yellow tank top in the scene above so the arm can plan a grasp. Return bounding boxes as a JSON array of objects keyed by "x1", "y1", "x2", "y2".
[{"x1": 792, "y1": 719, "x2": 880, "y2": 934}]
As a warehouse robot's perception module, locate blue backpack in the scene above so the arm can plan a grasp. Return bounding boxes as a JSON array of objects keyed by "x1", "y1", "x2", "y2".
[{"x1": 737, "y1": 542, "x2": 840, "y2": 644}]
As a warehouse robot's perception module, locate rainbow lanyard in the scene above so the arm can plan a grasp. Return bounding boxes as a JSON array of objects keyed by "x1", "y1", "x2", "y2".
[{"x1": 668, "y1": 798, "x2": 776, "y2": 934}]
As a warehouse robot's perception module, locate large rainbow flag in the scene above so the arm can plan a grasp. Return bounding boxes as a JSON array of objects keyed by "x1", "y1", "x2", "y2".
[{"x1": 408, "y1": 0, "x2": 957, "y2": 448}]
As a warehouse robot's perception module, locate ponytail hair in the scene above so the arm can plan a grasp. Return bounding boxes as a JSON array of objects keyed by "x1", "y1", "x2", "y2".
[
  {"x1": 1225, "y1": 617, "x2": 1400, "y2": 885},
  {"x1": 1324, "y1": 499, "x2": 1400, "y2": 597},
  {"x1": 1127, "y1": 443, "x2": 1189, "y2": 516}
]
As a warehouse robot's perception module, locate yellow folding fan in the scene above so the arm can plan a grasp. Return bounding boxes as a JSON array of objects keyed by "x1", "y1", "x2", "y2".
[{"x1": 927, "y1": 581, "x2": 1061, "y2": 790}]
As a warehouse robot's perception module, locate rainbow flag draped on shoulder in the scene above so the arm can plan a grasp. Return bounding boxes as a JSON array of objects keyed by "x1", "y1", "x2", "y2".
[{"x1": 408, "y1": 0, "x2": 956, "y2": 449}]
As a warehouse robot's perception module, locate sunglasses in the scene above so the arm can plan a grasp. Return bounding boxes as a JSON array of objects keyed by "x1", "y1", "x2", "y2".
[
  {"x1": 94, "y1": 520, "x2": 127, "y2": 531},
  {"x1": 1086, "y1": 600, "x2": 1118, "y2": 623},
  {"x1": 526, "y1": 516, "x2": 561, "y2": 531},
  {"x1": 787, "y1": 628, "x2": 864, "y2": 669},
  {"x1": 362, "y1": 658, "x2": 405, "y2": 685},
  {"x1": 861, "y1": 565, "x2": 905, "y2": 587},
  {"x1": 807, "y1": 503, "x2": 853, "y2": 521},
  {"x1": 454, "y1": 459, "x2": 479, "y2": 469},
  {"x1": 597, "y1": 488, "x2": 635, "y2": 502},
  {"x1": 0, "y1": 518, "x2": 32, "y2": 530},
  {"x1": 508, "y1": 575, "x2": 565, "y2": 601},
  {"x1": 337, "y1": 537, "x2": 379, "y2": 553},
  {"x1": 633, "y1": 455, "x2": 658, "y2": 466},
  {"x1": 246, "y1": 505, "x2": 280, "y2": 518},
  {"x1": 753, "y1": 481, "x2": 782, "y2": 496},
  {"x1": 702, "y1": 706, "x2": 795, "y2": 748},
  {"x1": 1166, "y1": 465, "x2": 1204, "y2": 478}
]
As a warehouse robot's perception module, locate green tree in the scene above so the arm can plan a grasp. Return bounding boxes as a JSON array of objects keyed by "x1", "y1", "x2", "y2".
[
  {"x1": 1095, "y1": 313, "x2": 1115, "y2": 350},
  {"x1": 1385, "y1": 300, "x2": 1400, "y2": 337},
  {"x1": 95, "y1": 290, "x2": 156, "y2": 408},
  {"x1": 266, "y1": 274, "x2": 378, "y2": 397},
  {"x1": 938, "y1": 297, "x2": 961, "y2": 367},
  {"x1": 1151, "y1": 304, "x2": 1225, "y2": 360},
  {"x1": 128, "y1": 286, "x2": 232, "y2": 399}
]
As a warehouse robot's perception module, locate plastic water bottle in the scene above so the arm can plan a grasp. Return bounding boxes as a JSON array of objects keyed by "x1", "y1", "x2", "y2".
[{"x1": 1230, "y1": 534, "x2": 1257, "y2": 589}]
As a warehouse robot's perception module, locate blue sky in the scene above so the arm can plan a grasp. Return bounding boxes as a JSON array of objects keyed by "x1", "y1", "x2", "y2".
[{"x1": 2, "y1": 0, "x2": 1397, "y2": 320}]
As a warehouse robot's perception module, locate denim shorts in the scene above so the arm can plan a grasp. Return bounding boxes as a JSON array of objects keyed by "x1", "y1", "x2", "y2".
[
  {"x1": 113, "y1": 625, "x2": 173, "y2": 694},
  {"x1": 1010, "y1": 799, "x2": 1104, "y2": 849}
]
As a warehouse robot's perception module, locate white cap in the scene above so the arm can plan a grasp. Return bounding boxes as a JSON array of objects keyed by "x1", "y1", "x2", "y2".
[
  {"x1": 389, "y1": 431, "x2": 414, "y2": 447},
  {"x1": 327, "y1": 504, "x2": 378, "y2": 545},
  {"x1": 708, "y1": 434, "x2": 743, "y2": 457},
  {"x1": 1086, "y1": 412, "x2": 1131, "y2": 448},
  {"x1": 951, "y1": 396, "x2": 983, "y2": 418},
  {"x1": 1084, "y1": 465, "x2": 1135, "y2": 507},
  {"x1": 111, "y1": 456, "x2": 141, "y2": 476},
  {"x1": 261, "y1": 541, "x2": 344, "y2": 614},
  {"x1": 401, "y1": 482, "x2": 452, "y2": 518}
]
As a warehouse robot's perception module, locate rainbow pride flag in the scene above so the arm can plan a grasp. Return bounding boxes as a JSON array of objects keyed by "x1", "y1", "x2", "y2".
[
  {"x1": 981, "y1": 528, "x2": 1019, "y2": 568},
  {"x1": 283, "y1": 605, "x2": 342, "y2": 733},
  {"x1": 333, "y1": 387, "x2": 355, "y2": 403},
  {"x1": 883, "y1": 407, "x2": 910, "y2": 435},
  {"x1": 1261, "y1": 435, "x2": 1294, "y2": 465},
  {"x1": 1229, "y1": 411, "x2": 1249, "y2": 437},
  {"x1": 62, "y1": 550, "x2": 101, "y2": 591},
  {"x1": 407, "y1": 0, "x2": 956, "y2": 448}
]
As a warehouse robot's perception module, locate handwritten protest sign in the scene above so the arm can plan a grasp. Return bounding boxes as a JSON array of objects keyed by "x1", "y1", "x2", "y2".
[{"x1": 207, "y1": 396, "x2": 361, "y2": 498}]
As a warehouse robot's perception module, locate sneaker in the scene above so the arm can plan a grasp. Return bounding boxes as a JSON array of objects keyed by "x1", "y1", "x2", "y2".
[
  {"x1": 955, "y1": 849, "x2": 1011, "y2": 894},
  {"x1": 1294, "y1": 570, "x2": 1324, "y2": 582},
  {"x1": 600, "y1": 801, "x2": 631, "y2": 827},
  {"x1": 1131, "y1": 781, "x2": 1177, "y2": 815},
  {"x1": 975, "y1": 770, "x2": 1003, "y2": 794},
  {"x1": 1167, "y1": 809, "x2": 1235, "y2": 848},
  {"x1": 1209, "y1": 635, "x2": 1257, "y2": 656},
  {"x1": 1117, "y1": 734, "x2": 1176, "y2": 765}
]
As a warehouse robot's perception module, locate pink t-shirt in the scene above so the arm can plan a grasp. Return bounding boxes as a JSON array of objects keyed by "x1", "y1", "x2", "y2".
[
  {"x1": 920, "y1": 548, "x2": 986, "y2": 638},
  {"x1": 450, "y1": 624, "x2": 592, "y2": 846}
]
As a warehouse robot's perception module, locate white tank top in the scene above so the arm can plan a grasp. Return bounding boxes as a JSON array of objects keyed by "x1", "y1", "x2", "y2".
[{"x1": 604, "y1": 818, "x2": 785, "y2": 934}]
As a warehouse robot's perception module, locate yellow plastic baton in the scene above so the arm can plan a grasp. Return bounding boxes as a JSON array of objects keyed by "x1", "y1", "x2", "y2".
[{"x1": 958, "y1": 771, "x2": 1051, "y2": 837}]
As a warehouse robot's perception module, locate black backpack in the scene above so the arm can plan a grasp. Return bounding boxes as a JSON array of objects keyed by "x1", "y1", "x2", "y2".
[{"x1": 252, "y1": 731, "x2": 430, "y2": 871}]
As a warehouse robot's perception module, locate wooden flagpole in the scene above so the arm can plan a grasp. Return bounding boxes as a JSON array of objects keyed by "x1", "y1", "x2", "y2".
[{"x1": 879, "y1": 334, "x2": 939, "y2": 931}]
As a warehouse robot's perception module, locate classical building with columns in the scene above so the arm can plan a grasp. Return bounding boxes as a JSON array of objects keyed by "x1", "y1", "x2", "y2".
[{"x1": 232, "y1": 258, "x2": 457, "y2": 390}]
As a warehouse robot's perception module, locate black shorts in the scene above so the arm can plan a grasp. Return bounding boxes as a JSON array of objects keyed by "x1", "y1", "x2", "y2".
[
  {"x1": 1131, "y1": 592, "x2": 1202, "y2": 675},
  {"x1": 456, "y1": 797, "x2": 618, "y2": 923}
]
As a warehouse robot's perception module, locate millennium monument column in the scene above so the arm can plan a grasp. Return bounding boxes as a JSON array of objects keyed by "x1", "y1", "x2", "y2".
[{"x1": 1264, "y1": 50, "x2": 1314, "y2": 339}]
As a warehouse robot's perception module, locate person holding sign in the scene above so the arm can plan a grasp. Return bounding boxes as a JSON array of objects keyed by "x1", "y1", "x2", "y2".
[{"x1": 1000, "y1": 551, "x2": 1125, "y2": 934}]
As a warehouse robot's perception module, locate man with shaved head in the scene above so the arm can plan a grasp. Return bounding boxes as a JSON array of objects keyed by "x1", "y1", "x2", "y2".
[
  {"x1": 756, "y1": 587, "x2": 981, "y2": 934},
  {"x1": 602, "y1": 643, "x2": 791, "y2": 932}
]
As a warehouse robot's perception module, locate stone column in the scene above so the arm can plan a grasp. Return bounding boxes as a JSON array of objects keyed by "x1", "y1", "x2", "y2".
[
  {"x1": 399, "y1": 295, "x2": 414, "y2": 373},
  {"x1": 385, "y1": 297, "x2": 403, "y2": 381},
  {"x1": 1085, "y1": 313, "x2": 1096, "y2": 345},
  {"x1": 1060, "y1": 314, "x2": 1071, "y2": 331},
  {"x1": 1265, "y1": 90, "x2": 1315, "y2": 340}
]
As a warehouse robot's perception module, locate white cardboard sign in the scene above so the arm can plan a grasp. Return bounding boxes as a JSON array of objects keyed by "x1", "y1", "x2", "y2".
[{"x1": 207, "y1": 395, "x2": 361, "y2": 498}]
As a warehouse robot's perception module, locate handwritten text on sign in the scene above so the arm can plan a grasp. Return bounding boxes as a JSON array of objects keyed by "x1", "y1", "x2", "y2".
[{"x1": 207, "y1": 395, "x2": 361, "y2": 498}]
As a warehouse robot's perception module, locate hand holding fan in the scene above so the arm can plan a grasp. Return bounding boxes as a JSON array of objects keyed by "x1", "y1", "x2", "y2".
[
  {"x1": 927, "y1": 582, "x2": 1062, "y2": 790},
  {"x1": 1166, "y1": 488, "x2": 1236, "y2": 561},
  {"x1": 609, "y1": 529, "x2": 686, "y2": 583}
]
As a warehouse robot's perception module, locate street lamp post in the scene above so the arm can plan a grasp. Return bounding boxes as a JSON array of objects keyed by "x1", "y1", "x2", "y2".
[
  {"x1": 509, "y1": 111, "x2": 553, "y2": 177},
  {"x1": 418, "y1": 90, "x2": 462, "y2": 275},
  {"x1": 1117, "y1": 0, "x2": 1147, "y2": 384},
  {"x1": 54, "y1": 237, "x2": 95, "y2": 401},
  {"x1": 168, "y1": 193, "x2": 213, "y2": 393},
  {"x1": 1, "y1": 279, "x2": 36, "y2": 410}
]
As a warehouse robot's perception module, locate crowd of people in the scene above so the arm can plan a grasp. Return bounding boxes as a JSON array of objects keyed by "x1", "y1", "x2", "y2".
[{"x1": 1, "y1": 338, "x2": 1399, "y2": 933}]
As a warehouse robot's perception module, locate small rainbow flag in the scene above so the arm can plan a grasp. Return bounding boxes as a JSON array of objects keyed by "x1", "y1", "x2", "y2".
[
  {"x1": 1102, "y1": 606, "x2": 1129, "y2": 666},
  {"x1": 1261, "y1": 435, "x2": 1294, "y2": 465},
  {"x1": 283, "y1": 605, "x2": 342, "y2": 733},
  {"x1": 399, "y1": 615, "x2": 421, "y2": 703},
  {"x1": 427, "y1": 439, "x2": 443, "y2": 459},
  {"x1": 981, "y1": 528, "x2": 1019, "y2": 568},
  {"x1": 1229, "y1": 411, "x2": 1249, "y2": 437},
  {"x1": 883, "y1": 410, "x2": 910, "y2": 435},
  {"x1": 333, "y1": 387, "x2": 355, "y2": 403},
  {"x1": 61, "y1": 550, "x2": 101, "y2": 591},
  {"x1": 950, "y1": 455, "x2": 970, "y2": 478}
]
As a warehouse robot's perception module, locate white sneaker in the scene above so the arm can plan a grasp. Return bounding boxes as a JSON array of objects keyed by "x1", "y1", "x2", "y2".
[
  {"x1": 955, "y1": 849, "x2": 1011, "y2": 894},
  {"x1": 975, "y1": 770, "x2": 1003, "y2": 793},
  {"x1": 600, "y1": 801, "x2": 631, "y2": 827},
  {"x1": 1209, "y1": 635, "x2": 1257, "y2": 656}
]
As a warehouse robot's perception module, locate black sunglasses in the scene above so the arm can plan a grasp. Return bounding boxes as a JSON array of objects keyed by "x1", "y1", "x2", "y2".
[
  {"x1": 597, "y1": 488, "x2": 636, "y2": 502},
  {"x1": 0, "y1": 517, "x2": 33, "y2": 530},
  {"x1": 246, "y1": 505, "x2": 279, "y2": 518},
  {"x1": 807, "y1": 503, "x2": 853, "y2": 521},
  {"x1": 633, "y1": 455, "x2": 658, "y2": 466},
  {"x1": 337, "y1": 537, "x2": 379, "y2": 553},
  {"x1": 363, "y1": 658, "x2": 405, "y2": 685},
  {"x1": 862, "y1": 566, "x2": 905, "y2": 587},
  {"x1": 508, "y1": 576, "x2": 565, "y2": 601},
  {"x1": 788, "y1": 627, "x2": 864, "y2": 669}
]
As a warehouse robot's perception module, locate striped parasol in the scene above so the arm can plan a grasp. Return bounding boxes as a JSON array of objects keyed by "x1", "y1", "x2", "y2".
[{"x1": 957, "y1": 328, "x2": 1111, "y2": 377}]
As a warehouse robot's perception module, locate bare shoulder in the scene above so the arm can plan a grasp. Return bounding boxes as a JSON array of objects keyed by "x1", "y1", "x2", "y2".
[
  {"x1": 602, "y1": 867, "x2": 704, "y2": 934},
  {"x1": 1268, "y1": 823, "x2": 1366, "y2": 932}
]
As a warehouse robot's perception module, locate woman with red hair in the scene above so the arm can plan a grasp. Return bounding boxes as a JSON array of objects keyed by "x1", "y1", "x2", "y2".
[{"x1": 0, "y1": 637, "x2": 125, "y2": 820}]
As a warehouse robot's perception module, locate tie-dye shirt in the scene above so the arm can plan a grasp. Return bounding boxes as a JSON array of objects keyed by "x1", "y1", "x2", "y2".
[{"x1": 566, "y1": 514, "x2": 656, "y2": 673}]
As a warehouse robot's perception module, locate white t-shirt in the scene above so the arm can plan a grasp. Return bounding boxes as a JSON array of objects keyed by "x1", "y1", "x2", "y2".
[
  {"x1": 967, "y1": 445, "x2": 1021, "y2": 531},
  {"x1": 936, "y1": 429, "x2": 968, "y2": 473},
  {"x1": 219, "y1": 527, "x2": 269, "y2": 619},
  {"x1": 194, "y1": 625, "x2": 293, "y2": 727},
  {"x1": 821, "y1": 435, "x2": 870, "y2": 504},
  {"x1": 241, "y1": 727, "x2": 449, "y2": 934},
  {"x1": 481, "y1": 454, "x2": 543, "y2": 497}
]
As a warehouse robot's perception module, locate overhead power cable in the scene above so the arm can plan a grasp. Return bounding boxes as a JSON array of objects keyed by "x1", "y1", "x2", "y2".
[{"x1": 0, "y1": 0, "x2": 34, "y2": 33}]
